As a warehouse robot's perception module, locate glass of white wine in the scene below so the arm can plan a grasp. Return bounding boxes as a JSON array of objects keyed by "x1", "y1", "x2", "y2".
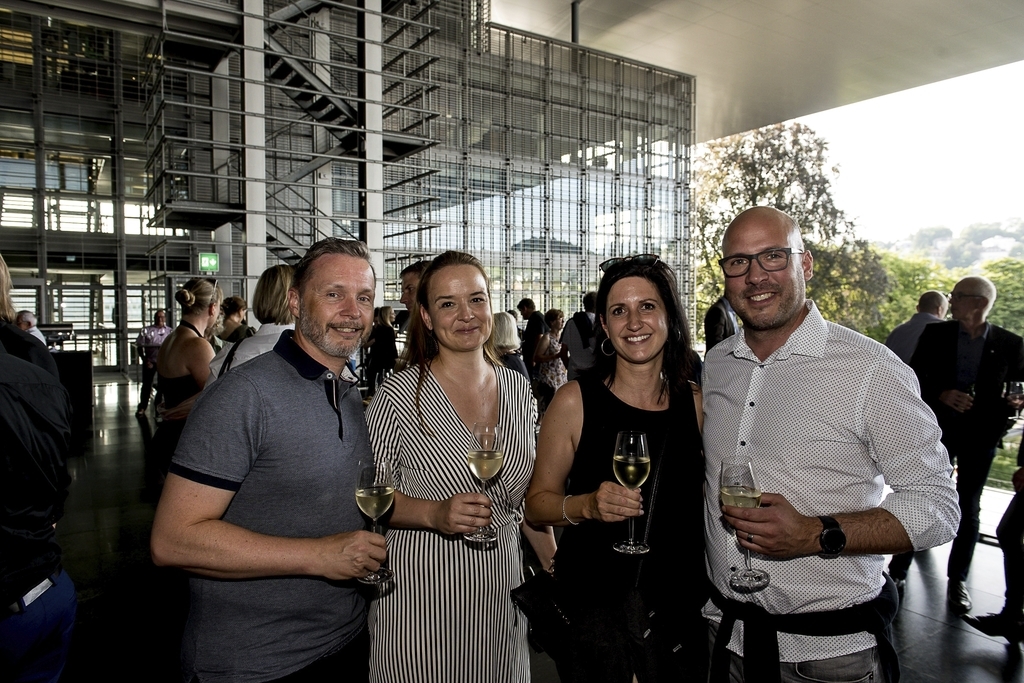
[
  {"x1": 355, "y1": 458, "x2": 395, "y2": 584},
  {"x1": 720, "y1": 455, "x2": 770, "y2": 593},
  {"x1": 465, "y1": 422, "x2": 504, "y2": 542},
  {"x1": 612, "y1": 430, "x2": 651, "y2": 555}
]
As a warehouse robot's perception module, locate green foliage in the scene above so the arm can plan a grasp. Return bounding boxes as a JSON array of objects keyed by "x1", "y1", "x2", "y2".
[
  {"x1": 982, "y1": 258, "x2": 1024, "y2": 338},
  {"x1": 692, "y1": 122, "x2": 889, "y2": 336},
  {"x1": 860, "y1": 252, "x2": 958, "y2": 342}
]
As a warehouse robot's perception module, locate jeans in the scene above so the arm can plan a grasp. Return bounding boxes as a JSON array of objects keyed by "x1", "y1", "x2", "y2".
[
  {"x1": 947, "y1": 446, "x2": 997, "y2": 581},
  {"x1": 997, "y1": 488, "x2": 1024, "y2": 616},
  {"x1": 708, "y1": 621, "x2": 884, "y2": 683},
  {"x1": 0, "y1": 570, "x2": 77, "y2": 683}
]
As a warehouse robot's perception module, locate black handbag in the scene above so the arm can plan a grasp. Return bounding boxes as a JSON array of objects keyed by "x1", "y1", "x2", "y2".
[{"x1": 510, "y1": 566, "x2": 572, "y2": 660}]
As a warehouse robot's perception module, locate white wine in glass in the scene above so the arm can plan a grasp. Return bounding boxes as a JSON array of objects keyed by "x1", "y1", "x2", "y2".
[
  {"x1": 720, "y1": 456, "x2": 770, "y2": 593},
  {"x1": 356, "y1": 458, "x2": 395, "y2": 584},
  {"x1": 612, "y1": 431, "x2": 651, "y2": 555},
  {"x1": 465, "y1": 422, "x2": 503, "y2": 542}
]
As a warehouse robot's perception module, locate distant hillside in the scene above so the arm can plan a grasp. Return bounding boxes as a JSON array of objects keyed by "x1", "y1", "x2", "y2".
[{"x1": 878, "y1": 219, "x2": 1024, "y2": 269}]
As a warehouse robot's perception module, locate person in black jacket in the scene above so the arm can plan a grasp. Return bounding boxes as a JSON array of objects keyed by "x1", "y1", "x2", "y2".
[
  {"x1": 703, "y1": 296, "x2": 737, "y2": 352},
  {"x1": 0, "y1": 344, "x2": 76, "y2": 683},
  {"x1": 908, "y1": 276, "x2": 1024, "y2": 615}
]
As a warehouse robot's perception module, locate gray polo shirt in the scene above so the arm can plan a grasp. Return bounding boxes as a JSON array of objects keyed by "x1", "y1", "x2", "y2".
[{"x1": 170, "y1": 331, "x2": 369, "y2": 683}]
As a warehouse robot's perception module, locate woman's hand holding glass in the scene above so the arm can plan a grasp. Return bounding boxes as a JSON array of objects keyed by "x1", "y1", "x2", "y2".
[
  {"x1": 429, "y1": 492, "x2": 492, "y2": 535},
  {"x1": 583, "y1": 481, "x2": 644, "y2": 523}
]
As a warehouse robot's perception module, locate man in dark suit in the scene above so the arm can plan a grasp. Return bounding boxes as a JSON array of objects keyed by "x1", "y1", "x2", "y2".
[
  {"x1": 909, "y1": 276, "x2": 1024, "y2": 614},
  {"x1": 703, "y1": 295, "x2": 738, "y2": 351}
]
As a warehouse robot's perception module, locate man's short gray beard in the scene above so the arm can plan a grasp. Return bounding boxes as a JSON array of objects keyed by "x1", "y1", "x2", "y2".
[{"x1": 298, "y1": 314, "x2": 363, "y2": 360}]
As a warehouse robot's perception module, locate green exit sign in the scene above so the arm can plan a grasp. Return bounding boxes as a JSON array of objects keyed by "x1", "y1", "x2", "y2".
[{"x1": 199, "y1": 253, "x2": 220, "y2": 272}]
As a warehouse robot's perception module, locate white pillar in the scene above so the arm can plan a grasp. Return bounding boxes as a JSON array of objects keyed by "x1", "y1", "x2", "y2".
[
  {"x1": 243, "y1": 0, "x2": 267, "y2": 303},
  {"x1": 359, "y1": 0, "x2": 384, "y2": 303}
]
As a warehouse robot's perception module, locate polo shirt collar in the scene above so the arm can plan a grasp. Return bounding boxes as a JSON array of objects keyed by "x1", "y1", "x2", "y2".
[
  {"x1": 730, "y1": 300, "x2": 828, "y2": 363},
  {"x1": 273, "y1": 329, "x2": 357, "y2": 383}
]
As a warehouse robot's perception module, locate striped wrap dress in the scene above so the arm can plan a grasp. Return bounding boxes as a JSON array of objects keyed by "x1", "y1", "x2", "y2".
[{"x1": 365, "y1": 363, "x2": 536, "y2": 683}]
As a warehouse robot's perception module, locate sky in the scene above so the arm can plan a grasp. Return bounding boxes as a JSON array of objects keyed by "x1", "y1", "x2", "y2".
[{"x1": 791, "y1": 59, "x2": 1024, "y2": 245}]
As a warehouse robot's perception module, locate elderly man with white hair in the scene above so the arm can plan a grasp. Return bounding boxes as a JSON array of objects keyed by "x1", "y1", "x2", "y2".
[
  {"x1": 15, "y1": 310, "x2": 46, "y2": 345},
  {"x1": 911, "y1": 275, "x2": 1024, "y2": 615}
]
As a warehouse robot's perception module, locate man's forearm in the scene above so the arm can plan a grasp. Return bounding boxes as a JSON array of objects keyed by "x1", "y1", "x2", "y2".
[
  {"x1": 151, "y1": 474, "x2": 382, "y2": 581},
  {"x1": 151, "y1": 517, "x2": 327, "y2": 579},
  {"x1": 834, "y1": 507, "x2": 912, "y2": 555}
]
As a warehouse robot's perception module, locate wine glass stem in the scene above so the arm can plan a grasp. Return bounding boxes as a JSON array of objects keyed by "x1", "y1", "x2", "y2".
[
  {"x1": 372, "y1": 517, "x2": 388, "y2": 572},
  {"x1": 744, "y1": 547, "x2": 753, "y2": 571},
  {"x1": 627, "y1": 516, "x2": 636, "y2": 545},
  {"x1": 479, "y1": 479, "x2": 488, "y2": 533}
]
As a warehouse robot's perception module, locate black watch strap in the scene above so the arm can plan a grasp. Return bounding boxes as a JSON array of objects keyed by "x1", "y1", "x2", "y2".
[{"x1": 818, "y1": 515, "x2": 846, "y2": 557}]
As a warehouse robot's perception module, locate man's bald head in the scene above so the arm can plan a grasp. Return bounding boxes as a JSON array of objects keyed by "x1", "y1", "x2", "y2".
[
  {"x1": 917, "y1": 291, "x2": 948, "y2": 318},
  {"x1": 722, "y1": 206, "x2": 804, "y2": 255}
]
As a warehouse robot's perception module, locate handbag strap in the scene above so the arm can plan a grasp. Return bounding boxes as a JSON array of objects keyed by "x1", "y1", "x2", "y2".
[
  {"x1": 633, "y1": 405, "x2": 673, "y2": 588},
  {"x1": 218, "y1": 338, "x2": 244, "y2": 378}
]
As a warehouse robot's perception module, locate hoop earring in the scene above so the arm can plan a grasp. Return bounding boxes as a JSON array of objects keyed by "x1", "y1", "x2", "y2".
[{"x1": 600, "y1": 337, "x2": 616, "y2": 357}]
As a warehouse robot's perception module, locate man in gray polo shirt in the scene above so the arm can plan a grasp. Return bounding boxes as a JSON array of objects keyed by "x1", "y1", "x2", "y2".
[{"x1": 151, "y1": 238, "x2": 386, "y2": 683}]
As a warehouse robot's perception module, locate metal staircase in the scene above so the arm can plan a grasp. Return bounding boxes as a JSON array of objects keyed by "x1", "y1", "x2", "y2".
[{"x1": 144, "y1": 0, "x2": 439, "y2": 263}]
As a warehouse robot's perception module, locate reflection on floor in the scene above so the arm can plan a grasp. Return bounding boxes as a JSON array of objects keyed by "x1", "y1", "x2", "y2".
[{"x1": 56, "y1": 378, "x2": 1023, "y2": 682}]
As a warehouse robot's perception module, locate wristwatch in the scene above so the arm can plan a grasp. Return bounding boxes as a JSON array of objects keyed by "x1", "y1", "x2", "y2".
[{"x1": 818, "y1": 515, "x2": 846, "y2": 558}]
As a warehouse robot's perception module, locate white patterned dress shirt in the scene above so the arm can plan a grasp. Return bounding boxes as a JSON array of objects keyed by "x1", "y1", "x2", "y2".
[{"x1": 702, "y1": 301, "x2": 959, "y2": 662}]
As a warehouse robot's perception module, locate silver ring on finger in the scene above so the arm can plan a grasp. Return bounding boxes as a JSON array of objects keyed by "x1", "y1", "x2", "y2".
[{"x1": 747, "y1": 533, "x2": 754, "y2": 543}]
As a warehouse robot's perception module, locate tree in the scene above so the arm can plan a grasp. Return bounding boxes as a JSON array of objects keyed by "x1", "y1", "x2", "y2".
[
  {"x1": 910, "y1": 226, "x2": 952, "y2": 252},
  {"x1": 692, "y1": 122, "x2": 889, "y2": 335},
  {"x1": 860, "y1": 252, "x2": 958, "y2": 343},
  {"x1": 982, "y1": 258, "x2": 1024, "y2": 338}
]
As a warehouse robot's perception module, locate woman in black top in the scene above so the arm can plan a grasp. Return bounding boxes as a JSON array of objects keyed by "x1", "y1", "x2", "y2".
[
  {"x1": 526, "y1": 255, "x2": 706, "y2": 682},
  {"x1": 365, "y1": 305, "x2": 398, "y2": 396}
]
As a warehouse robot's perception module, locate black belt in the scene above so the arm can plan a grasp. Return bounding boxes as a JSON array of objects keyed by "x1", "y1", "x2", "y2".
[{"x1": 708, "y1": 575, "x2": 900, "y2": 683}]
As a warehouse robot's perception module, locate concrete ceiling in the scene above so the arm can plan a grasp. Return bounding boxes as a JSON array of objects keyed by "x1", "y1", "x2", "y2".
[{"x1": 491, "y1": 0, "x2": 1024, "y2": 142}]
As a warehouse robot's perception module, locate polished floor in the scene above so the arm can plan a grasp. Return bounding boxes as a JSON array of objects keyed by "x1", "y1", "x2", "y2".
[{"x1": 55, "y1": 377, "x2": 1023, "y2": 682}]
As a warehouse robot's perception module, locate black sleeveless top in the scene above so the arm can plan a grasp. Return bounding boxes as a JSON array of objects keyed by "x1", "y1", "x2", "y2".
[{"x1": 557, "y1": 373, "x2": 706, "y2": 612}]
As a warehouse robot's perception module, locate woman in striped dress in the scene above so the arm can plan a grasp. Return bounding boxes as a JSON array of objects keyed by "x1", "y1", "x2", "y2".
[{"x1": 366, "y1": 251, "x2": 556, "y2": 683}]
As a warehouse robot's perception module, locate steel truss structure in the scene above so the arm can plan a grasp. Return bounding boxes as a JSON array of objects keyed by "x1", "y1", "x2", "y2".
[{"x1": 0, "y1": 0, "x2": 693, "y2": 372}]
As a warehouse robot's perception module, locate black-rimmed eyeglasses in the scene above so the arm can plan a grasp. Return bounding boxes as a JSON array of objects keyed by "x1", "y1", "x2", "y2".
[
  {"x1": 718, "y1": 248, "x2": 804, "y2": 278},
  {"x1": 599, "y1": 253, "x2": 661, "y2": 273}
]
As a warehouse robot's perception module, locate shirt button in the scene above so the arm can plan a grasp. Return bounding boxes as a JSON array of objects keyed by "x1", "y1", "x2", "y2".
[
  {"x1": 740, "y1": 441, "x2": 746, "y2": 446},
  {"x1": 749, "y1": 402, "x2": 754, "y2": 407}
]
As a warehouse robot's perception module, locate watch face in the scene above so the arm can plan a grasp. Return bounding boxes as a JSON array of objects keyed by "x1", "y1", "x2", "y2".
[{"x1": 822, "y1": 528, "x2": 846, "y2": 554}]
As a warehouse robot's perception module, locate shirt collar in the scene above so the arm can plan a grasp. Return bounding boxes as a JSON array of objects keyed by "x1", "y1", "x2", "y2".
[
  {"x1": 958, "y1": 321, "x2": 990, "y2": 340},
  {"x1": 273, "y1": 329, "x2": 357, "y2": 383},
  {"x1": 729, "y1": 300, "x2": 828, "y2": 363}
]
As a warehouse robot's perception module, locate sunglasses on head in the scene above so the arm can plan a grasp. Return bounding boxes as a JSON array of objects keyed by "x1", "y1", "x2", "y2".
[{"x1": 599, "y1": 254, "x2": 661, "y2": 273}]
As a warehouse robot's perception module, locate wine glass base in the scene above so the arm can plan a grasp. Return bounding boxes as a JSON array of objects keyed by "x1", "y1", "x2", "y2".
[
  {"x1": 612, "y1": 541, "x2": 650, "y2": 555},
  {"x1": 729, "y1": 569, "x2": 770, "y2": 593},
  {"x1": 464, "y1": 528, "x2": 497, "y2": 542},
  {"x1": 358, "y1": 566, "x2": 395, "y2": 585}
]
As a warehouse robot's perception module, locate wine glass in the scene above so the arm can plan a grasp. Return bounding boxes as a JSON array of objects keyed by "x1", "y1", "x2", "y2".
[
  {"x1": 611, "y1": 431, "x2": 651, "y2": 555},
  {"x1": 355, "y1": 458, "x2": 395, "y2": 584},
  {"x1": 720, "y1": 456, "x2": 770, "y2": 593},
  {"x1": 465, "y1": 422, "x2": 504, "y2": 542},
  {"x1": 1005, "y1": 381, "x2": 1024, "y2": 400}
]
